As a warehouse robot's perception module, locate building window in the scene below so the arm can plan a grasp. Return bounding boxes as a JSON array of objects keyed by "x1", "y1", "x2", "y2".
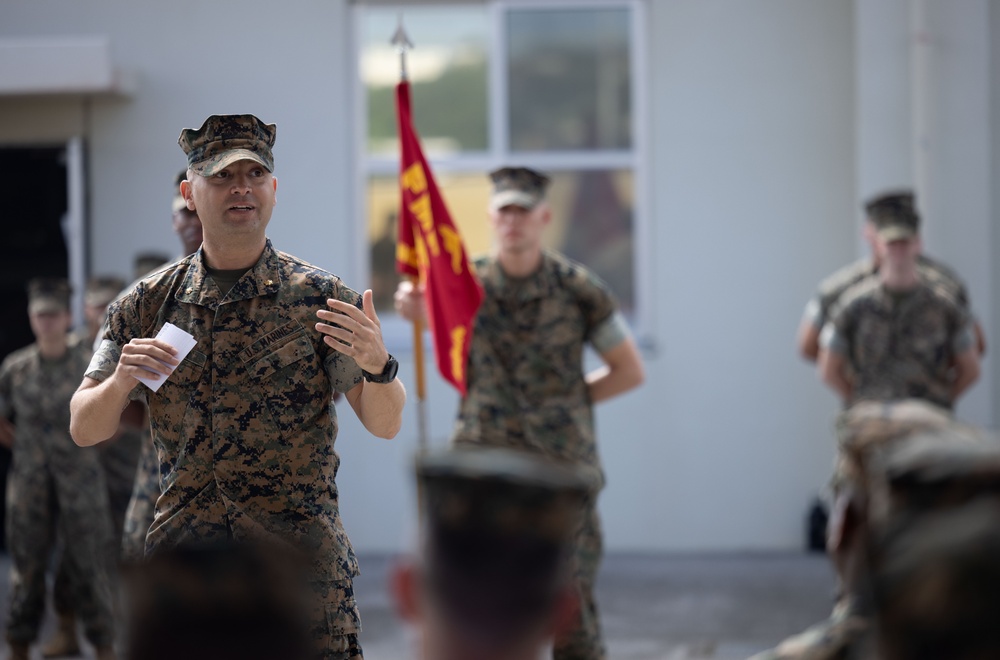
[{"x1": 356, "y1": 0, "x2": 645, "y2": 337}]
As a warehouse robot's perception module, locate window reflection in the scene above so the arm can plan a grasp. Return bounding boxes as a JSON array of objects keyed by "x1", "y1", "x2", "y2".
[
  {"x1": 507, "y1": 8, "x2": 631, "y2": 151},
  {"x1": 368, "y1": 169, "x2": 634, "y2": 313},
  {"x1": 362, "y1": 7, "x2": 490, "y2": 156}
]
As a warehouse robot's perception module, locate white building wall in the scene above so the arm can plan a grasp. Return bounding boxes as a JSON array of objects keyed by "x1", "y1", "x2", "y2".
[{"x1": 0, "y1": 0, "x2": 995, "y2": 553}]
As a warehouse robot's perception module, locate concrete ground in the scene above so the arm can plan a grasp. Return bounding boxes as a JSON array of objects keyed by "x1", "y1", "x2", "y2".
[{"x1": 0, "y1": 551, "x2": 836, "y2": 659}]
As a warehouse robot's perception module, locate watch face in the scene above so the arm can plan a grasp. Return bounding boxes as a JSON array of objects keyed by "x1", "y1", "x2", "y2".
[{"x1": 384, "y1": 356, "x2": 399, "y2": 381}]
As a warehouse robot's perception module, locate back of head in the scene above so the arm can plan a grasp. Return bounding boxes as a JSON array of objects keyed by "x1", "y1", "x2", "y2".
[
  {"x1": 866, "y1": 425, "x2": 1000, "y2": 659},
  {"x1": 416, "y1": 447, "x2": 589, "y2": 654},
  {"x1": 871, "y1": 501, "x2": 1000, "y2": 659},
  {"x1": 123, "y1": 541, "x2": 312, "y2": 660}
]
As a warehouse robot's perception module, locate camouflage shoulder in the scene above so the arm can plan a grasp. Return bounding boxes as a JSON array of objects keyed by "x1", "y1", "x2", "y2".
[
  {"x1": 921, "y1": 278, "x2": 966, "y2": 310},
  {"x1": 816, "y1": 259, "x2": 875, "y2": 299},
  {"x1": 545, "y1": 249, "x2": 615, "y2": 294},
  {"x1": 917, "y1": 254, "x2": 965, "y2": 289},
  {"x1": 275, "y1": 250, "x2": 362, "y2": 308},
  {"x1": 471, "y1": 253, "x2": 493, "y2": 274},
  {"x1": 0, "y1": 344, "x2": 38, "y2": 373},
  {"x1": 831, "y1": 274, "x2": 881, "y2": 315}
]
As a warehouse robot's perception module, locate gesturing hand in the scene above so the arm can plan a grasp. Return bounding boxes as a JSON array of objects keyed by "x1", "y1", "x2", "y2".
[{"x1": 316, "y1": 289, "x2": 389, "y2": 374}]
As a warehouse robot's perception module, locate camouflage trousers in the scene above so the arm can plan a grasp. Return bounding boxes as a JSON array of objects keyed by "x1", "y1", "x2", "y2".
[
  {"x1": 121, "y1": 434, "x2": 158, "y2": 562},
  {"x1": 52, "y1": 430, "x2": 143, "y2": 614},
  {"x1": 308, "y1": 578, "x2": 364, "y2": 660},
  {"x1": 554, "y1": 499, "x2": 605, "y2": 660},
  {"x1": 4, "y1": 460, "x2": 115, "y2": 647}
]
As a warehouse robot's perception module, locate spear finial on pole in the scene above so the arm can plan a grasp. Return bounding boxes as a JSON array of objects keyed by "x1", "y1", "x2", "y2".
[{"x1": 390, "y1": 14, "x2": 414, "y2": 82}]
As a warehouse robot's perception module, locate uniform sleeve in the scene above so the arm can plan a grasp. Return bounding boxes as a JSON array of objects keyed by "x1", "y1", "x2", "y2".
[
  {"x1": 571, "y1": 266, "x2": 622, "y2": 346},
  {"x1": 820, "y1": 303, "x2": 854, "y2": 355},
  {"x1": 85, "y1": 287, "x2": 145, "y2": 401},
  {"x1": 802, "y1": 296, "x2": 824, "y2": 329},
  {"x1": 950, "y1": 304, "x2": 975, "y2": 355},
  {"x1": 322, "y1": 279, "x2": 365, "y2": 393},
  {"x1": 590, "y1": 311, "x2": 631, "y2": 354}
]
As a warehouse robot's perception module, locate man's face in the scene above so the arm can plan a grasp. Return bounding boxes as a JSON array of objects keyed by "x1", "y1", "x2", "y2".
[
  {"x1": 84, "y1": 302, "x2": 110, "y2": 330},
  {"x1": 489, "y1": 202, "x2": 550, "y2": 254},
  {"x1": 876, "y1": 234, "x2": 920, "y2": 268},
  {"x1": 181, "y1": 160, "x2": 276, "y2": 242},
  {"x1": 172, "y1": 206, "x2": 203, "y2": 254},
  {"x1": 28, "y1": 309, "x2": 71, "y2": 343}
]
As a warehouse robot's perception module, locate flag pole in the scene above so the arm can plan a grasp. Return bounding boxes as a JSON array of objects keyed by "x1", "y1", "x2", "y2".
[{"x1": 392, "y1": 18, "x2": 429, "y2": 452}]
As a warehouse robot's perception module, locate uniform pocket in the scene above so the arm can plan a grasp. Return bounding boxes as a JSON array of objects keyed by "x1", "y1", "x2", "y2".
[{"x1": 242, "y1": 327, "x2": 323, "y2": 443}]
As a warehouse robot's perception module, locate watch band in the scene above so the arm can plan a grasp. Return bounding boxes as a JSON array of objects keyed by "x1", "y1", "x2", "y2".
[{"x1": 363, "y1": 354, "x2": 398, "y2": 384}]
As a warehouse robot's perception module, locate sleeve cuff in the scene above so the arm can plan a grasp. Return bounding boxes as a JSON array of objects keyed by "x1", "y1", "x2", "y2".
[{"x1": 591, "y1": 311, "x2": 631, "y2": 354}]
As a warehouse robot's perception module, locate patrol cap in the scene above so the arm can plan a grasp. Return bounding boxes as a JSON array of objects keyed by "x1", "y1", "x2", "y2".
[
  {"x1": 172, "y1": 169, "x2": 188, "y2": 213},
  {"x1": 178, "y1": 114, "x2": 276, "y2": 177},
  {"x1": 864, "y1": 190, "x2": 919, "y2": 242},
  {"x1": 836, "y1": 399, "x2": 954, "y2": 453},
  {"x1": 488, "y1": 166, "x2": 550, "y2": 211},
  {"x1": 84, "y1": 275, "x2": 125, "y2": 308},
  {"x1": 27, "y1": 277, "x2": 71, "y2": 315},
  {"x1": 416, "y1": 447, "x2": 589, "y2": 644},
  {"x1": 134, "y1": 252, "x2": 171, "y2": 279}
]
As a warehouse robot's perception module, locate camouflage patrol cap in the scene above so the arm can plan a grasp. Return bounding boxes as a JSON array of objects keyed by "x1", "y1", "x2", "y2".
[
  {"x1": 27, "y1": 277, "x2": 71, "y2": 314},
  {"x1": 864, "y1": 190, "x2": 919, "y2": 241},
  {"x1": 84, "y1": 275, "x2": 125, "y2": 308},
  {"x1": 172, "y1": 169, "x2": 188, "y2": 213},
  {"x1": 133, "y1": 252, "x2": 171, "y2": 279},
  {"x1": 488, "y1": 166, "x2": 550, "y2": 211},
  {"x1": 178, "y1": 114, "x2": 276, "y2": 177},
  {"x1": 416, "y1": 447, "x2": 589, "y2": 643},
  {"x1": 836, "y1": 399, "x2": 953, "y2": 453}
]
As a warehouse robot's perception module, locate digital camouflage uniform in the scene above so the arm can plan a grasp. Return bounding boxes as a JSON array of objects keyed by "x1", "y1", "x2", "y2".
[
  {"x1": 88, "y1": 241, "x2": 365, "y2": 659},
  {"x1": 0, "y1": 341, "x2": 115, "y2": 648},
  {"x1": 52, "y1": 338, "x2": 143, "y2": 621},
  {"x1": 820, "y1": 278, "x2": 973, "y2": 410},
  {"x1": 453, "y1": 250, "x2": 630, "y2": 660},
  {"x1": 801, "y1": 254, "x2": 970, "y2": 333}
]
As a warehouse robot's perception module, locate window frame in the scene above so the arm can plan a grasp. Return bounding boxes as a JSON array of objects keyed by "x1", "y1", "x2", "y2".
[{"x1": 351, "y1": 0, "x2": 652, "y2": 351}]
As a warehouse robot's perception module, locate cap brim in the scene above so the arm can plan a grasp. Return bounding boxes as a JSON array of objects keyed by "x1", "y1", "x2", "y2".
[
  {"x1": 190, "y1": 149, "x2": 272, "y2": 177},
  {"x1": 877, "y1": 225, "x2": 917, "y2": 242},
  {"x1": 85, "y1": 292, "x2": 118, "y2": 307},
  {"x1": 28, "y1": 299, "x2": 66, "y2": 315},
  {"x1": 490, "y1": 190, "x2": 540, "y2": 211}
]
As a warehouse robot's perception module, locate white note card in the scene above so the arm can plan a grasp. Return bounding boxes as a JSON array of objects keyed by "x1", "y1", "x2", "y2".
[{"x1": 136, "y1": 322, "x2": 198, "y2": 393}]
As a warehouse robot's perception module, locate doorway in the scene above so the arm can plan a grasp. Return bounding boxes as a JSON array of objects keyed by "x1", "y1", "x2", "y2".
[{"x1": 0, "y1": 146, "x2": 71, "y2": 549}]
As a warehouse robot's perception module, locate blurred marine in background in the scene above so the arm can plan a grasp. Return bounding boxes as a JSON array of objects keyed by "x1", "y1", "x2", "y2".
[
  {"x1": 395, "y1": 166, "x2": 644, "y2": 660},
  {"x1": 0, "y1": 279, "x2": 116, "y2": 660}
]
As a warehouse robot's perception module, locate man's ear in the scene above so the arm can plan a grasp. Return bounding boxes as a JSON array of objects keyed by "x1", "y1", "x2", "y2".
[
  {"x1": 180, "y1": 178, "x2": 196, "y2": 211},
  {"x1": 389, "y1": 559, "x2": 423, "y2": 623}
]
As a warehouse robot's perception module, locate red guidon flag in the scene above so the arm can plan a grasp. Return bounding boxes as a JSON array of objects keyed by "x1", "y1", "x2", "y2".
[{"x1": 395, "y1": 80, "x2": 483, "y2": 394}]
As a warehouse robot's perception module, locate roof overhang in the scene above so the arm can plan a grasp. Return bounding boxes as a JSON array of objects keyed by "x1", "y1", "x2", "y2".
[{"x1": 0, "y1": 37, "x2": 134, "y2": 97}]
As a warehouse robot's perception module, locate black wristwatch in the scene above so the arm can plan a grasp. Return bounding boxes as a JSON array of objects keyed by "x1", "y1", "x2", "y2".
[{"x1": 362, "y1": 354, "x2": 399, "y2": 384}]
